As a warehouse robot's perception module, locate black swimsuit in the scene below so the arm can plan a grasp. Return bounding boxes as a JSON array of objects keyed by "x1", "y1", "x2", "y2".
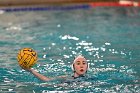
[{"x1": 72, "y1": 75, "x2": 85, "y2": 79}]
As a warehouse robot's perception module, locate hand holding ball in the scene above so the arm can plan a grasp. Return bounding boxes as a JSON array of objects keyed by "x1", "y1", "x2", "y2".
[{"x1": 17, "y1": 48, "x2": 37, "y2": 69}]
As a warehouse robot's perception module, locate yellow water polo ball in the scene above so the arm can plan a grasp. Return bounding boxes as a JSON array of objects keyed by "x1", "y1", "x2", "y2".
[{"x1": 17, "y1": 48, "x2": 37, "y2": 69}]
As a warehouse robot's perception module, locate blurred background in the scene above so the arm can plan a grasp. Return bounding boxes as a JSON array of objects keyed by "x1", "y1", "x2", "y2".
[{"x1": 0, "y1": 0, "x2": 140, "y2": 93}]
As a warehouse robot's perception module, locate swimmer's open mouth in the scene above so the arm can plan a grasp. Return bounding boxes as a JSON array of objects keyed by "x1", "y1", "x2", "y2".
[{"x1": 80, "y1": 69, "x2": 84, "y2": 72}]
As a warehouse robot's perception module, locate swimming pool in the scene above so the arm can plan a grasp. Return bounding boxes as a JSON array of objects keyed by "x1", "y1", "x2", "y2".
[{"x1": 0, "y1": 6, "x2": 140, "y2": 93}]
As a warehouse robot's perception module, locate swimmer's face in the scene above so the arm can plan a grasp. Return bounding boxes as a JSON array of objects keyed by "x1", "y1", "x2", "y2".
[{"x1": 73, "y1": 56, "x2": 88, "y2": 75}]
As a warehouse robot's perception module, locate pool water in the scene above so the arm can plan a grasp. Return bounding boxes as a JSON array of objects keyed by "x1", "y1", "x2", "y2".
[{"x1": 0, "y1": 7, "x2": 140, "y2": 93}]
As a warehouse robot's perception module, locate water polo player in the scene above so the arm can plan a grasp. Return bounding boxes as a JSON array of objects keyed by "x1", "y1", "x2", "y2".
[{"x1": 24, "y1": 55, "x2": 89, "y2": 81}]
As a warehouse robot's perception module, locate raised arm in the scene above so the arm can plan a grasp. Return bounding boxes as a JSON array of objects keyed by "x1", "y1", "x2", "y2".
[
  {"x1": 28, "y1": 68, "x2": 52, "y2": 81},
  {"x1": 24, "y1": 68, "x2": 67, "y2": 82}
]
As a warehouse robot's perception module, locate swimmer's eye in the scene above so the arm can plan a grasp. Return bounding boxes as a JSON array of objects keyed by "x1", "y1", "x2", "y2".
[
  {"x1": 83, "y1": 62, "x2": 86, "y2": 65},
  {"x1": 76, "y1": 63, "x2": 80, "y2": 65},
  {"x1": 82, "y1": 61, "x2": 87, "y2": 65}
]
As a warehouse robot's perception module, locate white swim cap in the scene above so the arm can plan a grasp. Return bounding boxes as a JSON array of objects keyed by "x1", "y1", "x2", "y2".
[{"x1": 71, "y1": 55, "x2": 89, "y2": 71}]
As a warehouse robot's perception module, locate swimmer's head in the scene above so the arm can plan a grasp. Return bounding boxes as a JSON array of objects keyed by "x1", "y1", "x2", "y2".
[{"x1": 72, "y1": 55, "x2": 88, "y2": 76}]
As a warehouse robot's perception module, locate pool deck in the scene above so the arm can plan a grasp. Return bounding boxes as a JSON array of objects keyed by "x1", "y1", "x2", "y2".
[
  {"x1": 0, "y1": 0, "x2": 140, "y2": 8},
  {"x1": 0, "y1": 0, "x2": 118, "y2": 7}
]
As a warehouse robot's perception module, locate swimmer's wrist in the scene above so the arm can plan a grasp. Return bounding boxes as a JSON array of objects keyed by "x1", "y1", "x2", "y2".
[{"x1": 28, "y1": 68, "x2": 34, "y2": 72}]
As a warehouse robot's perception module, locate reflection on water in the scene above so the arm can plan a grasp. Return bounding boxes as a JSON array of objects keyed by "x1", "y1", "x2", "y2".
[{"x1": 0, "y1": 7, "x2": 140, "y2": 92}]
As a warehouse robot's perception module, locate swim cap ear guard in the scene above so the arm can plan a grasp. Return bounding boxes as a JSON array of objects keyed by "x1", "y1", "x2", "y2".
[
  {"x1": 71, "y1": 63, "x2": 90, "y2": 71},
  {"x1": 71, "y1": 64, "x2": 74, "y2": 71}
]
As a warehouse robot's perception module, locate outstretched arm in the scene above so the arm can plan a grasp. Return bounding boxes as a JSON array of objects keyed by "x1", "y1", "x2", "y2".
[
  {"x1": 25, "y1": 68, "x2": 67, "y2": 82},
  {"x1": 28, "y1": 68, "x2": 52, "y2": 81}
]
